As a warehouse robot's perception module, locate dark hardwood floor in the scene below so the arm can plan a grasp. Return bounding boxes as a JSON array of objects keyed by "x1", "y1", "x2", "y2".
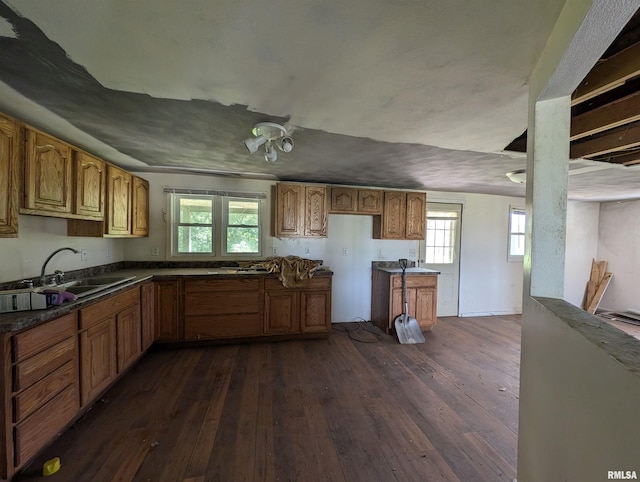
[{"x1": 16, "y1": 315, "x2": 520, "y2": 482}]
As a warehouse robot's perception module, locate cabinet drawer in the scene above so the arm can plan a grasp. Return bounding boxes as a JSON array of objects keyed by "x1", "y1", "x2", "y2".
[
  {"x1": 80, "y1": 287, "x2": 139, "y2": 329},
  {"x1": 264, "y1": 276, "x2": 331, "y2": 290},
  {"x1": 185, "y1": 279, "x2": 260, "y2": 292},
  {"x1": 14, "y1": 337, "x2": 76, "y2": 392},
  {"x1": 184, "y1": 313, "x2": 262, "y2": 340},
  {"x1": 13, "y1": 313, "x2": 77, "y2": 363},
  {"x1": 14, "y1": 384, "x2": 78, "y2": 467},
  {"x1": 391, "y1": 275, "x2": 437, "y2": 289},
  {"x1": 14, "y1": 360, "x2": 77, "y2": 423},
  {"x1": 184, "y1": 291, "x2": 260, "y2": 316}
]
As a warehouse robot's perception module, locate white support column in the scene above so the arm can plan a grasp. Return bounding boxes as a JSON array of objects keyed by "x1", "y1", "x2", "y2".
[{"x1": 524, "y1": 96, "x2": 570, "y2": 299}]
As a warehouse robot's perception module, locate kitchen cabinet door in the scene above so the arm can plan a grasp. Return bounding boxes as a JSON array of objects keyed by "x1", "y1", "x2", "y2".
[
  {"x1": 106, "y1": 165, "x2": 132, "y2": 236},
  {"x1": 264, "y1": 290, "x2": 298, "y2": 333},
  {"x1": 140, "y1": 282, "x2": 155, "y2": 351},
  {"x1": 274, "y1": 183, "x2": 304, "y2": 237},
  {"x1": 74, "y1": 151, "x2": 105, "y2": 219},
  {"x1": 378, "y1": 191, "x2": 406, "y2": 239},
  {"x1": 155, "y1": 281, "x2": 180, "y2": 341},
  {"x1": 300, "y1": 291, "x2": 331, "y2": 333},
  {"x1": 304, "y1": 185, "x2": 328, "y2": 237},
  {"x1": 0, "y1": 114, "x2": 19, "y2": 237},
  {"x1": 24, "y1": 128, "x2": 73, "y2": 215},
  {"x1": 131, "y1": 175, "x2": 149, "y2": 237},
  {"x1": 79, "y1": 316, "x2": 117, "y2": 406},
  {"x1": 405, "y1": 192, "x2": 426, "y2": 240},
  {"x1": 330, "y1": 187, "x2": 357, "y2": 213},
  {"x1": 357, "y1": 189, "x2": 382, "y2": 214},
  {"x1": 116, "y1": 304, "x2": 141, "y2": 373}
]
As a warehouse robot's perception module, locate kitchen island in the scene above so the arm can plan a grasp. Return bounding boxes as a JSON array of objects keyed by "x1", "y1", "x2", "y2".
[{"x1": 371, "y1": 265, "x2": 440, "y2": 333}]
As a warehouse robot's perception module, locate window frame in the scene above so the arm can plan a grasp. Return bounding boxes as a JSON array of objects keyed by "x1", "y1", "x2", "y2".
[
  {"x1": 166, "y1": 189, "x2": 266, "y2": 260},
  {"x1": 171, "y1": 193, "x2": 215, "y2": 257},
  {"x1": 508, "y1": 205, "x2": 526, "y2": 262},
  {"x1": 221, "y1": 196, "x2": 263, "y2": 257},
  {"x1": 419, "y1": 202, "x2": 462, "y2": 266}
]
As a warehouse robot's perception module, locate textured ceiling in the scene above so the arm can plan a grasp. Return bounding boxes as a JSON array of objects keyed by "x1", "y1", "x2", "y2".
[{"x1": 0, "y1": 0, "x2": 639, "y2": 201}]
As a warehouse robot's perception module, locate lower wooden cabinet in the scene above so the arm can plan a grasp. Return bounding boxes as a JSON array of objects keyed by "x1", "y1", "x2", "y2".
[
  {"x1": 264, "y1": 277, "x2": 332, "y2": 334},
  {"x1": 184, "y1": 279, "x2": 262, "y2": 340},
  {"x1": 2, "y1": 312, "x2": 79, "y2": 478},
  {"x1": 79, "y1": 287, "x2": 141, "y2": 406},
  {"x1": 140, "y1": 282, "x2": 155, "y2": 351},
  {"x1": 116, "y1": 304, "x2": 141, "y2": 373},
  {"x1": 371, "y1": 270, "x2": 438, "y2": 333},
  {"x1": 79, "y1": 316, "x2": 117, "y2": 406},
  {"x1": 155, "y1": 280, "x2": 181, "y2": 341}
]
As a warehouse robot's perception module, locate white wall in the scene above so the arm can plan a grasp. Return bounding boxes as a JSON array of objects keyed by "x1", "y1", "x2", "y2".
[
  {"x1": 0, "y1": 215, "x2": 124, "y2": 282},
  {"x1": 563, "y1": 201, "x2": 600, "y2": 308},
  {"x1": 597, "y1": 199, "x2": 640, "y2": 312},
  {"x1": 456, "y1": 192, "x2": 524, "y2": 316}
]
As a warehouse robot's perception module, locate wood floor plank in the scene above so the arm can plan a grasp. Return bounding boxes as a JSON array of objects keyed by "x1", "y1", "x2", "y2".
[{"x1": 15, "y1": 316, "x2": 521, "y2": 482}]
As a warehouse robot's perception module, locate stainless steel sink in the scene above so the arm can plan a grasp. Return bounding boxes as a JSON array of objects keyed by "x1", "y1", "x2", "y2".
[
  {"x1": 57, "y1": 275, "x2": 136, "y2": 298},
  {"x1": 71, "y1": 276, "x2": 135, "y2": 286}
]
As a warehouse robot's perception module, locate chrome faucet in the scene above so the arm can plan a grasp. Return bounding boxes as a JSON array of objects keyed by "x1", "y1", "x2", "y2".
[{"x1": 40, "y1": 247, "x2": 79, "y2": 286}]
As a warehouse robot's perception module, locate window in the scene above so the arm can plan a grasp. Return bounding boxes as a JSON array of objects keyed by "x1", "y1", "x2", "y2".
[
  {"x1": 173, "y1": 195, "x2": 214, "y2": 255},
  {"x1": 425, "y1": 210, "x2": 459, "y2": 264},
  {"x1": 224, "y1": 197, "x2": 260, "y2": 254},
  {"x1": 508, "y1": 206, "x2": 526, "y2": 261},
  {"x1": 167, "y1": 189, "x2": 264, "y2": 258}
]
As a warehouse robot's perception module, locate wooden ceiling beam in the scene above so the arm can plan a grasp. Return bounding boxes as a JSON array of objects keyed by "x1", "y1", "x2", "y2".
[
  {"x1": 572, "y1": 41, "x2": 640, "y2": 106},
  {"x1": 593, "y1": 150, "x2": 640, "y2": 165},
  {"x1": 571, "y1": 121, "x2": 640, "y2": 158},
  {"x1": 571, "y1": 91, "x2": 640, "y2": 140}
]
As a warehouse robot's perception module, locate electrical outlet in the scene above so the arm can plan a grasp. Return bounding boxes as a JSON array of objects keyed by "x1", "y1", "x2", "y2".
[
  {"x1": 151, "y1": 246, "x2": 160, "y2": 256},
  {"x1": 272, "y1": 247, "x2": 277, "y2": 256},
  {"x1": 305, "y1": 247, "x2": 310, "y2": 256},
  {"x1": 409, "y1": 248, "x2": 417, "y2": 257},
  {"x1": 80, "y1": 248, "x2": 88, "y2": 261},
  {"x1": 377, "y1": 249, "x2": 383, "y2": 257},
  {"x1": 343, "y1": 248, "x2": 349, "y2": 256},
  {"x1": 106, "y1": 247, "x2": 112, "y2": 259}
]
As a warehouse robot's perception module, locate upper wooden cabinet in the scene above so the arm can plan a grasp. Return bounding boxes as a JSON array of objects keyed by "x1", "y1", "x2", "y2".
[
  {"x1": 304, "y1": 185, "x2": 328, "y2": 237},
  {"x1": 67, "y1": 169, "x2": 149, "y2": 238},
  {"x1": 358, "y1": 189, "x2": 383, "y2": 214},
  {"x1": 131, "y1": 176, "x2": 149, "y2": 237},
  {"x1": 0, "y1": 114, "x2": 20, "y2": 237},
  {"x1": 405, "y1": 192, "x2": 426, "y2": 240},
  {"x1": 375, "y1": 191, "x2": 406, "y2": 239},
  {"x1": 330, "y1": 187, "x2": 382, "y2": 215},
  {"x1": 373, "y1": 191, "x2": 426, "y2": 240},
  {"x1": 106, "y1": 165, "x2": 132, "y2": 236},
  {"x1": 74, "y1": 151, "x2": 106, "y2": 219},
  {"x1": 274, "y1": 183, "x2": 327, "y2": 238},
  {"x1": 23, "y1": 128, "x2": 73, "y2": 215}
]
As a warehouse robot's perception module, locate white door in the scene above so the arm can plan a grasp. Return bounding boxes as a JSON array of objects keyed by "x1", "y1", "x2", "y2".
[{"x1": 419, "y1": 203, "x2": 462, "y2": 317}]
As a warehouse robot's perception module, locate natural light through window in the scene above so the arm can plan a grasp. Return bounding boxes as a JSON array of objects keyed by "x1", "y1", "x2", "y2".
[
  {"x1": 176, "y1": 195, "x2": 214, "y2": 254},
  {"x1": 425, "y1": 210, "x2": 459, "y2": 264},
  {"x1": 168, "y1": 189, "x2": 265, "y2": 258},
  {"x1": 508, "y1": 206, "x2": 525, "y2": 261},
  {"x1": 225, "y1": 198, "x2": 260, "y2": 254}
]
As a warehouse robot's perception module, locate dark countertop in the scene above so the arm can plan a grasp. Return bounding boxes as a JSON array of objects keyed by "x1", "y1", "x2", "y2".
[
  {"x1": 0, "y1": 267, "x2": 333, "y2": 334},
  {"x1": 373, "y1": 267, "x2": 440, "y2": 275}
]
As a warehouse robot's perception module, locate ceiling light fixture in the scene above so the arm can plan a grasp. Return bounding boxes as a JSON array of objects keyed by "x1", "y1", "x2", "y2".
[
  {"x1": 506, "y1": 169, "x2": 526, "y2": 184},
  {"x1": 243, "y1": 122, "x2": 294, "y2": 162}
]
